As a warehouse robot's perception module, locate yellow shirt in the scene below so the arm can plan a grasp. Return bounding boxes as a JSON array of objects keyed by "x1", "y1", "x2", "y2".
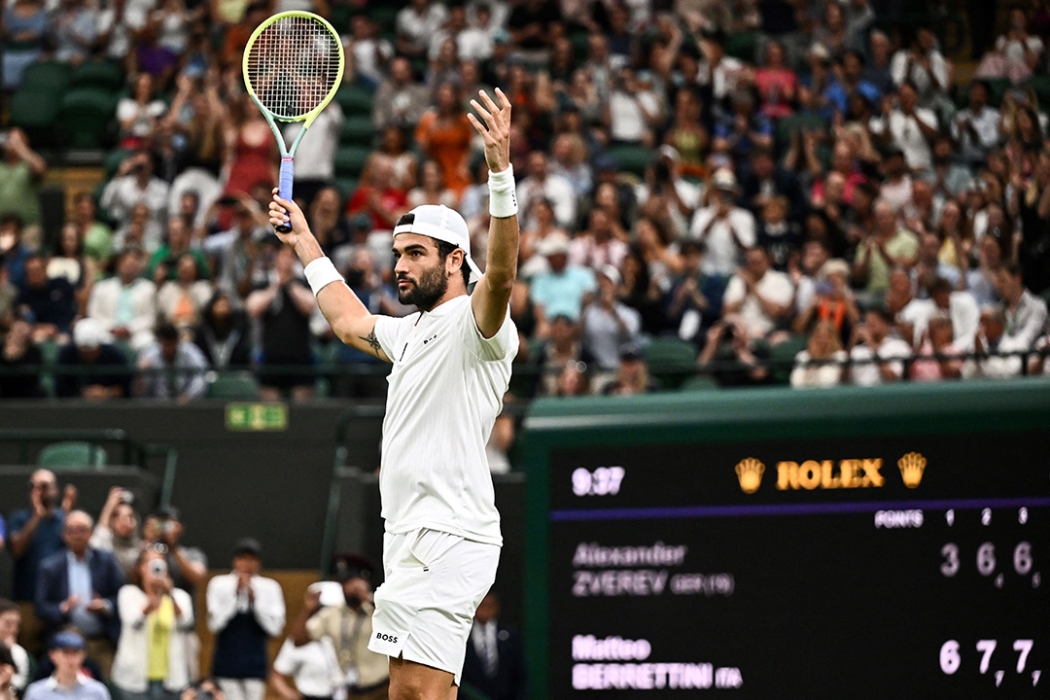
[{"x1": 146, "y1": 596, "x2": 175, "y2": 681}]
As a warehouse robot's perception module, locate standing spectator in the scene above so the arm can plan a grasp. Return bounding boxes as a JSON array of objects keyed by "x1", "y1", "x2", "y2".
[
  {"x1": 0, "y1": 318, "x2": 44, "y2": 398},
  {"x1": 87, "y1": 246, "x2": 158, "y2": 352},
  {"x1": 666, "y1": 240, "x2": 725, "y2": 345},
  {"x1": 396, "y1": 0, "x2": 447, "y2": 60},
  {"x1": 890, "y1": 28, "x2": 950, "y2": 108},
  {"x1": 871, "y1": 83, "x2": 938, "y2": 173},
  {"x1": 580, "y1": 266, "x2": 641, "y2": 373},
  {"x1": 281, "y1": 102, "x2": 343, "y2": 209},
  {"x1": 0, "y1": 129, "x2": 48, "y2": 251},
  {"x1": 246, "y1": 245, "x2": 317, "y2": 402},
  {"x1": 101, "y1": 152, "x2": 170, "y2": 245},
  {"x1": 847, "y1": 307, "x2": 912, "y2": 386},
  {"x1": 951, "y1": 81, "x2": 1001, "y2": 167},
  {"x1": 111, "y1": 548, "x2": 195, "y2": 700},
  {"x1": 16, "y1": 255, "x2": 78, "y2": 346},
  {"x1": 372, "y1": 58, "x2": 430, "y2": 131},
  {"x1": 964, "y1": 305, "x2": 1029, "y2": 378},
  {"x1": 406, "y1": 161, "x2": 458, "y2": 210},
  {"x1": 688, "y1": 169, "x2": 756, "y2": 280},
  {"x1": 7, "y1": 470, "x2": 74, "y2": 603},
  {"x1": 998, "y1": 262, "x2": 1049, "y2": 348},
  {"x1": 21, "y1": 631, "x2": 110, "y2": 700},
  {"x1": 55, "y1": 318, "x2": 133, "y2": 400},
  {"x1": 34, "y1": 510, "x2": 124, "y2": 674},
  {"x1": 222, "y1": 95, "x2": 279, "y2": 199},
  {"x1": 515, "y1": 151, "x2": 577, "y2": 232},
  {"x1": 461, "y1": 592, "x2": 525, "y2": 700},
  {"x1": 753, "y1": 40, "x2": 798, "y2": 120},
  {"x1": 0, "y1": 600, "x2": 30, "y2": 692},
  {"x1": 193, "y1": 291, "x2": 253, "y2": 370},
  {"x1": 89, "y1": 488, "x2": 141, "y2": 578},
  {"x1": 606, "y1": 67, "x2": 663, "y2": 147},
  {"x1": 142, "y1": 506, "x2": 208, "y2": 599},
  {"x1": 135, "y1": 322, "x2": 210, "y2": 402},
  {"x1": 851, "y1": 199, "x2": 919, "y2": 302},
  {"x1": 529, "y1": 233, "x2": 597, "y2": 338},
  {"x1": 207, "y1": 538, "x2": 286, "y2": 700},
  {"x1": 569, "y1": 209, "x2": 629, "y2": 273},
  {"x1": 156, "y1": 255, "x2": 213, "y2": 332},
  {"x1": 910, "y1": 314, "x2": 964, "y2": 382},
  {"x1": 721, "y1": 247, "x2": 795, "y2": 344},
  {"x1": 1, "y1": 0, "x2": 48, "y2": 93},
  {"x1": 289, "y1": 554, "x2": 388, "y2": 700},
  {"x1": 414, "y1": 83, "x2": 475, "y2": 197},
  {"x1": 209, "y1": 200, "x2": 269, "y2": 301},
  {"x1": 117, "y1": 74, "x2": 168, "y2": 150}
]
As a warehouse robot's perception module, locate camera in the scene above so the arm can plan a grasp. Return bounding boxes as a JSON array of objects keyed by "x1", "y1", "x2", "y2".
[{"x1": 148, "y1": 559, "x2": 168, "y2": 576}]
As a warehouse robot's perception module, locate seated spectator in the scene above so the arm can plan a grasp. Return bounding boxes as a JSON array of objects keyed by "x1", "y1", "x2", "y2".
[
  {"x1": 49, "y1": 224, "x2": 95, "y2": 312},
  {"x1": 741, "y1": 147, "x2": 807, "y2": 224},
  {"x1": 365, "y1": 126, "x2": 418, "y2": 193},
  {"x1": 114, "y1": 203, "x2": 164, "y2": 254},
  {"x1": 951, "y1": 80, "x2": 1001, "y2": 168},
  {"x1": 549, "y1": 133, "x2": 593, "y2": 199},
  {"x1": 56, "y1": 318, "x2": 133, "y2": 400},
  {"x1": 205, "y1": 199, "x2": 270, "y2": 301},
  {"x1": 348, "y1": 161, "x2": 410, "y2": 235},
  {"x1": 997, "y1": 262, "x2": 1049, "y2": 348},
  {"x1": 753, "y1": 40, "x2": 798, "y2": 120},
  {"x1": 517, "y1": 198, "x2": 569, "y2": 280},
  {"x1": 407, "y1": 160, "x2": 458, "y2": 210},
  {"x1": 1, "y1": 0, "x2": 48, "y2": 92},
  {"x1": 87, "y1": 246, "x2": 158, "y2": 352},
  {"x1": 602, "y1": 342, "x2": 658, "y2": 396},
  {"x1": 877, "y1": 147, "x2": 914, "y2": 213},
  {"x1": 890, "y1": 28, "x2": 950, "y2": 109},
  {"x1": 0, "y1": 644, "x2": 15, "y2": 700},
  {"x1": 135, "y1": 322, "x2": 210, "y2": 402},
  {"x1": 569, "y1": 208, "x2": 629, "y2": 274},
  {"x1": 634, "y1": 214, "x2": 682, "y2": 293},
  {"x1": 976, "y1": 8, "x2": 1044, "y2": 84},
  {"x1": 157, "y1": 255, "x2": 213, "y2": 333},
  {"x1": 791, "y1": 321, "x2": 848, "y2": 389},
  {"x1": 193, "y1": 291, "x2": 253, "y2": 370},
  {"x1": 17, "y1": 254, "x2": 78, "y2": 345},
  {"x1": 0, "y1": 317, "x2": 44, "y2": 398},
  {"x1": 0, "y1": 215, "x2": 32, "y2": 290},
  {"x1": 207, "y1": 539, "x2": 285, "y2": 700},
  {"x1": 21, "y1": 631, "x2": 110, "y2": 700},
  {"x1": 35, "y1": 510, "x2": 124, "y2": 675},
  {"x1": 722, "y1": 247, "x2": 795, "y2": 344},
  {"x1": 712, "y1": 88, "x2": 772, "y2": 161},
  {"x1": 101, "y1": 152, "x2": 170, "y2": 250},
  {"x1": 246, "y1": 245, "x2": 317, "y2": 402},
  {"x1": 847, "y1": 307, "x2": 912, "y2": 386},
  {"x1": 581, "y1": 266, "x2": 641, "y2": 373},
  {"x1": 696, "y1": 28, "x2": 746, "y2": 105},
  {"x1": 965, "y1": 305, "x2": 1028, "y2": 378},
  {"x1": 871, "y1": 83, "x2": 938, "y2": 173},
  {"x1": 666, "y1": 240, "x2": 725, "y2": 345},
  {"x1": 0, "y1": 129, "x2": 48, "y2": 252},
  {"x1": 912, "y1": 234, "x2": 962, "y2": 294},
  {"x1": 141, "y1": 506, "x2": 208, "y2": 598},
  {"x1": 963, "y1": 232, "x2": 1003, "y2": 307},
  {"x1": 270, "y1": 601, "x2": 342, "y2": 700},
  {"x1": 688, "y1": 169, "x2": 757, "y2": 281},
  {"x1": 372, "y1": 57, "x2": 430, "y2": 131},
  {"x1": 7, "y1": 470, "x2": 73, "y2": 605},
  {"x1": 910, "y1": 314, "x2": 964, "y2": 382},
  {"x1": 89, "y1": 488, "x2": 141, "y2": 578},
  {"x1": 147, "y1": 217, "x2": 210, "y2": 283},
  {"x1": 851, "y1": 198, "x2": 919, "y2": 303},
  {"x1": 755, "y1": 196, "x2": 802, "y2": 272},
  {"x1": 516, "y1": 151, "x2": 577, "y2": 232},
  {"x1": 117, "y1": 74, "x2": 167, "y2": 150},
  {"x1": 793, "y1": 258, "x2": 860, "y2": 346},
  {"x1": 222, "y1": 95, "x2": 278, "y2": 200},
  {"x1": 529, "y1": 233, "x2": 597, "y2": 338},
  {"x1": 530, "y1": 314, "x2": 594, "y2": 398},
  {"x1": 461, "y1": 591, "x2": 526, "y2": 700},
  {"x1": 0, "y1": 600, "x2": 30, "y2": 692},
  {"x1": 552, "y1": 360, "x2": 591, "y2": 396},
  {"x1": 607, "y1": 67, "x2": 663, "y2": 147},
  {"x1": 111, "y1": 548, "x2": 195, "y2": 700},
  {"x1": 396, "y1": 0, "x2": 447, "y2": 60}
]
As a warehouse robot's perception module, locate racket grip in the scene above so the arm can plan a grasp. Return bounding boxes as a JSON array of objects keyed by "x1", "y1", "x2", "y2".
[{"x1": 276, "y1": 157, "x2": 294, "y2": 233}]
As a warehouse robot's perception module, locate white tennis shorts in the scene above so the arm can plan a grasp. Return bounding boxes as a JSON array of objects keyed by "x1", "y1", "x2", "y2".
[{"x1": 367, "y1": 528, "x2": 500, "y2": 685}]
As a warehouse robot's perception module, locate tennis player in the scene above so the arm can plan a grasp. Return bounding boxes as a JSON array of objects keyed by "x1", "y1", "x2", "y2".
[{"x1": 269, "y1": 88, "x2": 518, "y2": 700}]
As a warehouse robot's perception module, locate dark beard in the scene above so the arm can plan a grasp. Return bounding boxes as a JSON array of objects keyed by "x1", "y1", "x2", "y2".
[
  {"x1": 398, "y1": 263, "x2": 448, "y2": 310},
  {"x1": 345, "y1": 594, "x2": 362, "y2": 609}
]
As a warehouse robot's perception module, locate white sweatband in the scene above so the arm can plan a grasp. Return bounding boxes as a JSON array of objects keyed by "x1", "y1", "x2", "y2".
[
  {"x1": 488, "y1": 165, "x2": 518, "y2": 218},
  {"x1": 304, "y1": 257, "x2": 345, "y2": 296}
]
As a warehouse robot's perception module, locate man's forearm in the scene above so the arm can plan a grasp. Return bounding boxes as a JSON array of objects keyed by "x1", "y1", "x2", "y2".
[
  {"x1": 9, "y1": 515, "x2": 40, "y2": 558},
  {"x1": 485, "y1": 214, "x2": 519, "y2": 290}
]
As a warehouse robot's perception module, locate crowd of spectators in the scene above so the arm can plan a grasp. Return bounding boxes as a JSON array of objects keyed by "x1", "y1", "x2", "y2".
[{"x1": 1, "y1": 0, "x2": 1050, "y2": 400}]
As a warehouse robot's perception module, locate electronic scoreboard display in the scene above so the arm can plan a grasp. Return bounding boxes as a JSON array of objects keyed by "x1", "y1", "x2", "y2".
[{"x1": 523, "y1": 383, "x2": 1050, "y2": 699}]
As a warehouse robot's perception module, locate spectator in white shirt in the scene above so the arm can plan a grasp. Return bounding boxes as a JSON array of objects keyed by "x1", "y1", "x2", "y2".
[
  {"x1": 580, "y1": 265, "x2": 641, "y2": 372},
  {"x1": 871, "y1": 82, "x2": 938, "y2": 173},
  {"x1": 997, "y1": 262, "x2": 1049, "y2": 348},
  {"x1": 606, "y1": 67, "x2": 663, "y2": 146},
  {"x1": 964, "y1": 305, "x2": 1029, "y2": 378},
  {"x1": 207, "y1": 538, "x2": 285, "y2": 700},
  {"x1": 101, "y1": 151, "x2": 170, "y2": 236},
  {"x1": 951, "y1": 80, "x2": 1001, "y2": 166},
  {"x1": 848, "y1": 307, "x2": 912, "y2": 386},
  {"x1": 87, "y1": 246, "x2": 157, "y2": 352},
  {"x1": 515, "y1": 151, "x2": 577, "y2": 231},
  {"x1": 890, "y1": 28, "x2": 949, "y2": 106},
  {"x1": 457, "y1": 2, "x2": 497, "y2": 61},
  {"x1": 395, "y1": 0, "x2": 447, "y2": 60},
  {"x1": 344, "y1": 15, "x2": 394, "y2": 86},
  {"x1": 791, "y1": 320, "x2": 848, "y2": 388},
  {"x1": 688, "y1": 169, "x2": 756, "y2": 279},
  {"x1": 722, "y1": 246, "x2": 795, "y2": 342}
]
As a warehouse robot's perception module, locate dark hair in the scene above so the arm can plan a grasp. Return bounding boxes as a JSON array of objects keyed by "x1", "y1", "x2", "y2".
[
  {"x1": 928, "y1": 277, "x2": 953, "y2": 296},
  {"x1": 866, "y1": 306, "x2": 894, "y2": 324},
  {"x1": 0, "y1": 598, "x2": 18, "y2": 615},
  {"x1": 1002, "y1": 261, "x2": 1023, "y2": 280},
  {"x1": 435, "y1": 239, "x2": 472, "y2": 288},
  {"x1": 0, "y1": 213, "x2": 24, "y2": 231},
  {"x1": 156, "y1": 322, "x2": 179, "y2": 342}
]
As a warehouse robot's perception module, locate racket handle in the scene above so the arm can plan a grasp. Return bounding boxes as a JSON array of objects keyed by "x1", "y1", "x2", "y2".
[{"x1": 276, "y1": 157, "x2": 294, "y2": 233}]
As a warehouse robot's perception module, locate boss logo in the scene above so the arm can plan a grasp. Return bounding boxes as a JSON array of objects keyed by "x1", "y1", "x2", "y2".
[{"x1": 376, "y1": 632, "x2": 399, "y2": 644}]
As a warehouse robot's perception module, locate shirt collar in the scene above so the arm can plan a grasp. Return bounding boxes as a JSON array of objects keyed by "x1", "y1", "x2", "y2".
[
  {"x1": 46, "y1": 673, "x2": 88, "y2": 690},
  {"x1": 66, "y1": 549, "x2": 92, "y2": 565},
  {"x1": 419, "y1": 293, "x2": 468, "y2": 318}
]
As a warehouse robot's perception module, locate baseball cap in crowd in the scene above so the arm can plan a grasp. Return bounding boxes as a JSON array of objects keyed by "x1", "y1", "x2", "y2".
[
  {"x1": 73, "y1": 318, "x2": 110, "y2": 349},
  {"x1": 332, "y1": 552, "x2": 376, "y2": 583},
  {"x1": 658, "y1": 145, "x2": 680, "y2": 163},
  {"x1": 537, "y1": 232, "x2": 571, "y2": 257},
  {"x1": 598, "y1": 264, "x2": 621, "y2": 286},
  {"x1": 619, "y1": 342, "x2": 646, "y2": 361},
  {"x1": 819, "y1": 259, "x2": 850, "y2": 281},
  {"x1": 233, "y1": 537, "x2": 263, "y2": 558},
  {"x1": 393, "y1": 206, "x2": 482, "y2": 284},
  {"x1": 51, "y1": 631, "x2": 86, "y2": 651},
  {"x1": 711, "y1": 168, "x2": 739, "y2": 194}
]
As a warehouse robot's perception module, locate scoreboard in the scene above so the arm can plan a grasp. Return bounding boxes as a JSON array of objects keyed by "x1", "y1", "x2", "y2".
[{"x1": 521, "y1": 381, "x2": 1050, "y2": 699}]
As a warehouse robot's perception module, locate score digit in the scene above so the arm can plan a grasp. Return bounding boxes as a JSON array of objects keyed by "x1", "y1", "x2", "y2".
[
  {"x1": 1014, "y1": 542, "x2": 1032, "y2": 576},
  {"x1": 977, "y1": 542, "x2": 996, "y2": 577},
  {"x1": 572, "y1": 466, "x2": 625, "y2": 497},
  {"x1": 940, "y1": 640, "x2": 961, "y2": 675}
]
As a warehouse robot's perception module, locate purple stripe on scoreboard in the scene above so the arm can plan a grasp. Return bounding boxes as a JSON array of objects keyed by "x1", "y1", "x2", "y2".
[{"x1": 550, "y1": 496, "x2": 1050, "y2": 521}]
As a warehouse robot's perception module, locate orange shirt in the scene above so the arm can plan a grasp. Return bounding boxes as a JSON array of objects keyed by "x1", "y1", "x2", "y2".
[{"x1": 415, "y1": 111, "x2": 474, "y2": 196}]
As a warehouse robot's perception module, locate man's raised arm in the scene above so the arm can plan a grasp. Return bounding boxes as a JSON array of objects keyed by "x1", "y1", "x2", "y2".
[
  {"x1": 467, "y1": 88, "x2": 519, "y2": 339},
  {"x1": 268, "y1": 190, "x2": 390, "y2": 361}
]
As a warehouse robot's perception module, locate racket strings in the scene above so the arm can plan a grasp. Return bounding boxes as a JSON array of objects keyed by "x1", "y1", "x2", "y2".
[{"x1": 245, "y1": 15, "x2": 341, "y2": 120}]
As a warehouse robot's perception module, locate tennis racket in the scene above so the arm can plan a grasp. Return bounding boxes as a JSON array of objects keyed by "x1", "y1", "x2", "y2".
[{"x1": 242, "y1": 11, "x2": 345, "y2": 232}]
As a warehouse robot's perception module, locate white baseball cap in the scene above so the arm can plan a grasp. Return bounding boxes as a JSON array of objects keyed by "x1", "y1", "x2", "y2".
[
  {"x1": 393, "y1": 205, "x2": 482, "y2": 284},
  {"x1": 73, "y1": 318, "x2": 111, "y2": 349}
]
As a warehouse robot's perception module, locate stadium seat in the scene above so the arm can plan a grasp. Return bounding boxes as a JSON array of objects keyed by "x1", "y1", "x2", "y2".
[
  {"x1": 207, "y1": 372, "x2": 261, "y2": 400},
  {"x1": 726, "y1": 33, "x2": 759, "y2": 63},
  {"x1": 104, "y1": 149, "x2": 134, "y2": 178},
  {"x1": 9, "y1": 90, "x2": 60, "y2": 130},
  {"x1": 776, "y1": 114, "x2": 828, "y2": 149},
  {"x1": 986, "y1": 78, "x2": 1010, "y2": 108},
  {"x1": 1027, "y1": 74, "x2": 1050, "y2": 112},
  {"x1": 679, "y1": 374, "x2": 720, "y2": 392},
  {"x1": 645, "y1": 338, "x2": 698, "y2": 389},
  {"x1": 334, "y1": 177, "x2": 359, "y2": 200},
  {"x1": 335, "y1": 86, "x2": 373, "y2": 116},
  {"x1": 19, "y1": 61, "x2": 71, "y2": 94},
  {"x1": 69, "y1": 61, "x2": 124, "y2": 91},
  {"x1": 38, "y1": 441, "x2": 107, "y2": 469},
  {"x1": 604, "y1": 145, "x2": 653, "y2": 178},
  {"x1": 335, "y1": 146, "x2": 372, "y2": 178},
  {"x1": 769, "y1": 334, "x2": 807, "y2": 385},
  {"x1": 58, "y1": 88, "x2": 118, "y2": 148},
  {"x1": 340, "y1": 115, "x2": 375, "y2": 145}
]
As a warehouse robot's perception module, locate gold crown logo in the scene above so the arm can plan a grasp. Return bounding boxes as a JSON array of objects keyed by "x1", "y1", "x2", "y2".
[
  {"x1": 898, "y1": 452, "x2": 926, "y2": 488},
  {"x1": 735, "y1": 458, "x2": 765, "y2": 494}
]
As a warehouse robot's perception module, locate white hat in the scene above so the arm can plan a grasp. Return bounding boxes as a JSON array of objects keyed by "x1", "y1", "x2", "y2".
[
  {"x1": 393, "y1": 205, "x2": 482, "y2": 284},
  {"x1": 309, "y1": 581, "x2": 345, "y2": 608},
  {"x1": 537, "y1": 232, "x2": 571, "y2": 257},
  {"x1": 598, "y1": 264, "x2": 622, "y2": 285},
  {"x1": 711, "y1": 168, "x2": 739, "y2": 193},
  {"x1": 73, "y1": 318, "x2": 110, "y2": 349}
]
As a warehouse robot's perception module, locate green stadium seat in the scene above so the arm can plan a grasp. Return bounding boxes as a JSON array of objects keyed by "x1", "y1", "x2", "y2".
[
  {"x1": 986, "y1": 78, "x2": 1010, "y2": 108},
  {"x1": 207, "y1": 372, "x2": 261, "y2": 400},
  {"x1": 58, "y1": 88, "x2": 117, "y2": 148},
  {"x1": 69, "y1": 61, "x2": 124, "y2": 91},
  {"x1": 334, "y1": 177, "x2": 359, "y2": 200},
  {"x1": 335, "y1": 146, "x2": 372, "y2": 178},
  {"x1": 104, "y1": 149, "x2": 134, "y2": 178},
  {"x1": 371, "y1": 4, "x2": 400, "y2": 32},
  {"x1": 1027, "y1": 74, "x2": 1050, "y2": 112},
  {"x1": 645, "y1": 338, "x2": 698, "y2": 389},
  {"x1": 336, "y1": 86, "x2": 373, "y2": 116},
  {"x1": 726, "y1": 33, "x2": 759, "y2": 63},
  {"x1": 340, "y1": 115, "x2": 375, "y2": 145},
  {"x1": 769, "y1": 334, "x2": 808, "y2": 385},
  {"x1": 19, "y1": 61, "x2": 71, "y2": 94},
  {"x1": 679, "y1": 374, "x2": 720, "y2": 392},
  {"x1": 9, "y1": 90, "x2": 60, "y2": 130},
  {"x1": 776, "y1": 114, "x2": 828, "y2": 149},
  {"x1": 604, "y1": 145, "x2": 654, "y2": 178},
  {"x1": 38, "y1": 441, "x2": 107, "y2": 469}
]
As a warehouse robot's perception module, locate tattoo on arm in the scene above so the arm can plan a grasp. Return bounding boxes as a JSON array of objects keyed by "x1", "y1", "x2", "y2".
[{"x1": 360, "y1": 329, "x2": 382, "y2": 354}]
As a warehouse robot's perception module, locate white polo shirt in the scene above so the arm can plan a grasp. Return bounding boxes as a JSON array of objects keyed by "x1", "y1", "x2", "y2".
[{"x1": 373, "y1": 294, "x2": 517, "y2": 546}]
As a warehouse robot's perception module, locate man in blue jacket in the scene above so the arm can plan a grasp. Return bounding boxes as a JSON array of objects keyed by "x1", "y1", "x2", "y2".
[{"x1": 34, "y1": 510, "x2": 124, "y2": 678}]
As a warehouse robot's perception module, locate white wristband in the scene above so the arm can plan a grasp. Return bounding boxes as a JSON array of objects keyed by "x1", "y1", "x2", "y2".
[
  {"x1": 488, "y1": 165, "x2": 518, "y2": 218},
  {"x1": 303, "y1": 257, "x2": 345, "y2": 297}
]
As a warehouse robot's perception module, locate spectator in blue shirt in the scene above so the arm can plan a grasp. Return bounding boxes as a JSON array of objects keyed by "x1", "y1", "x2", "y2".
[
  {"x1": 16, "y1": 254, "x2": 78, "y2": 346},
  {"x1": 7, "y1": 470, "x2": 74, "y2": 602},
  {"x1": 712, "y1": 88, "x2": 773, "y2": 162},
  {"x1": 529, "y1": 232, "x2": 597, "y2": 339},
  {"x1": 23, "y1": 631, "x2": 111, "y2": 700}
]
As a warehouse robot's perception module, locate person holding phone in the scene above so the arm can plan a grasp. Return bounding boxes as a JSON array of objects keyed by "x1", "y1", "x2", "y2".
[{"x1": 112, "y1": 548, "x2": 196, "y2": 700}]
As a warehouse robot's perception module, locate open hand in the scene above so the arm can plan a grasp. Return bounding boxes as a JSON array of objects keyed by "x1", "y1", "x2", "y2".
[{"x1": 467, "y1": 88, "x2": 512, "y2": 173}]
